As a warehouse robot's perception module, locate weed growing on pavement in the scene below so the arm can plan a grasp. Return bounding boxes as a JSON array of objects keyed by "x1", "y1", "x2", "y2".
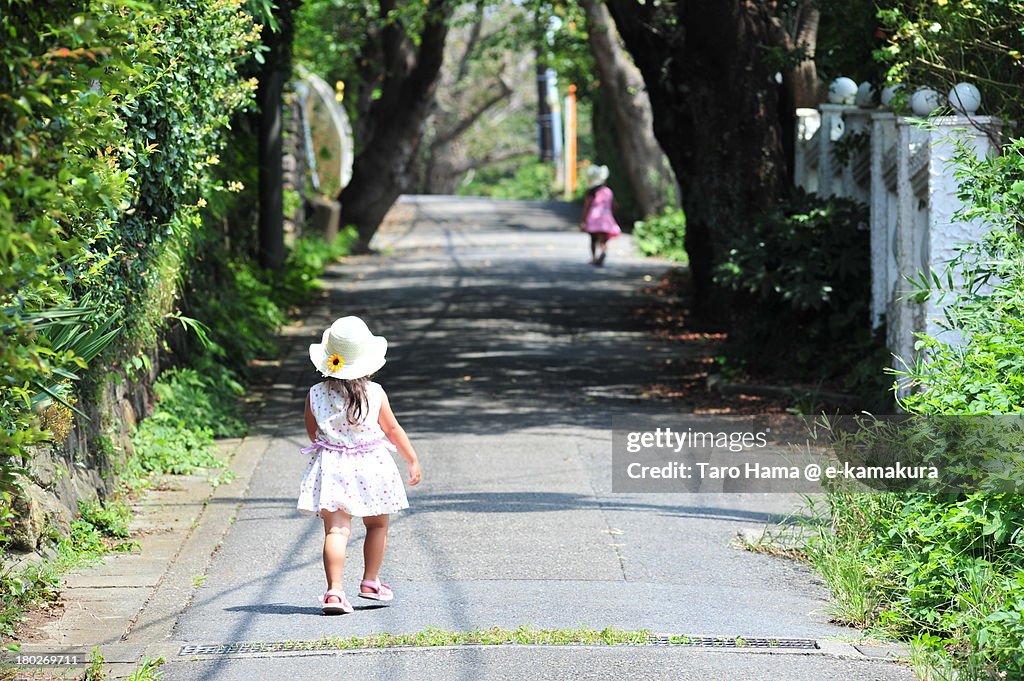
[
  {"x1": 124, "y1": 656, "x2": 164, "y2": 680},
  {"x1": 79, "y1": 649, "x2": 163, "y2": 681},
  {"x1": 732, "y1": 528, "x2": 809, "y2": 562},
  {"x1": 82, "y1": 648, "x2": 107, "y2": 681},
  {"x1": 76, "y1": 501, "x2": 132, "y2": 540}
]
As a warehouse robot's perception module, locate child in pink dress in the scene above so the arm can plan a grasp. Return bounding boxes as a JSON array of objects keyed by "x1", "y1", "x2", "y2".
[
  {"x1": 298, "y1": 316, "x2": 422, "y2": 615},
  {"x1": 580, "y1": 164, "x2": 622, "y2": 266}
]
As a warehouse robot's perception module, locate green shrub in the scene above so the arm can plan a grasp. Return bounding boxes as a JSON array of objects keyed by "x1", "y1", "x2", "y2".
[
  {"x1": 76, "y1": 500, "x2": 132, "y2": 540},
  {"x1": 458, "y1": 160, "x2": 557, "y2": 200},
  {"x1": 713, "y1": 190, "x2": 889, "y2": 399},
  {"x1": 810, "y1": 492, "x2": 1024, "y2": 679},
  {"x1": 152, "y1": 366, "x2": 246, "y2": 439},
  {"x1": 632, "y1": 209, "x2": 687, "y2": 263},
  {"x1": 809, "y1": 140, "x2": 1024, "y2": 679},
  {"x1": 269, "y1": 229, "x2": 359, "y2": 308},
  {"x1": 130, "y1": 415, "x2": 223, "y2": 479},
  {"x1": 897, "y1": 139, "x2": 1024, "y2": 415}
]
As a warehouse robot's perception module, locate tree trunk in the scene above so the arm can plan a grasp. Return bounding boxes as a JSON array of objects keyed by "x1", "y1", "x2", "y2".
[
  {"x1": 338, "y1": 0, "x2": 452, "y2": 251},
  {"x1": 769, "y1": 1, "x2": 821, "y2": 183},
  {"x1": 422, "y1": 141, "x2": 462, "y2": 194},
  {"x1": 257, "y1": 3, "x2": 298, "y2": 270},
  {"x1": 421, "y1": 78, "x2": 513, "y2": 194},
  {"x1": 580, "y1": 0, "x2": 675, "y2": 219},
  {"x1": 606, "y1": 0, "x2": 788, "y2": 321}
]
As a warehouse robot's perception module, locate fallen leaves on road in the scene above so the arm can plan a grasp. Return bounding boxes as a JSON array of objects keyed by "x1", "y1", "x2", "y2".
[{"x1": 632, "y1": 270, "x2": 791, "y2": 415}]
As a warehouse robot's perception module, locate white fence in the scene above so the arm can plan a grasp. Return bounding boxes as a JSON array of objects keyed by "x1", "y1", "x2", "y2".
[{"x1": 793, "y1": 103, "x2": 1001, "y2": 376}]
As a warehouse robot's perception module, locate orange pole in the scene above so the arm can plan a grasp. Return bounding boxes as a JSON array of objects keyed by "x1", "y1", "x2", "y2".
[{"x1": 565, "y1": 84, "x2": 577, "y2": 198}]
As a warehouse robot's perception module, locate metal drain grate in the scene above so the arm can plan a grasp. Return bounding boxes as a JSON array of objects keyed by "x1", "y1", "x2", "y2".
[
  {"x1": 649, "y1": 636, "x2": 818, "y2": 650},
  {"x1": 180, "y1": 636, "x2": 818, "y2": 656},
  {"x1": 181, "y1": 641, "x2": 336, "y2": 655}
]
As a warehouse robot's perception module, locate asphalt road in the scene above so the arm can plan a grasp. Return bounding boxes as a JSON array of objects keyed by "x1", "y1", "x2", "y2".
[{"x1": 159, "y1": 196, "x2": 912, "y2": 681}]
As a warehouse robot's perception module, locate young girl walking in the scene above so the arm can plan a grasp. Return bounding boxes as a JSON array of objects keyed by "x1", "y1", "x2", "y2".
[
  {"x1": 580, "y1": 164, "x2": 622, "y2": 266},
  {"x1": 297, "y1": 316, "x2": 422, "y2": 615}
]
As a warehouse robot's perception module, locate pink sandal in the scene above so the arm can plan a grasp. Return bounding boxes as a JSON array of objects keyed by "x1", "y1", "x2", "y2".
[
  {"x1": 321, "y1": 589, "x2": 354, "y2": 614},
  {"x1": 359, "y1": 579, "x2": 394, "y2": 602}
]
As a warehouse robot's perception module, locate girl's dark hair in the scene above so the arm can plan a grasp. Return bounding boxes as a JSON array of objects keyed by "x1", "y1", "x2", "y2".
[
  {"x1": 585, "y1": 185, "x2": 601, "y2": 198},
  {"x1": 326, "y1": 376, "x2": 371, "y2": 423}
]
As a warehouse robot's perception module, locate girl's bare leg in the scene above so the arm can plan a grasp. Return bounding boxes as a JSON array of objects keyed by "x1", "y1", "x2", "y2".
[
  {"x1": 361, "y1": 514, "x2": 389, "y2": 586},
  {"x1": 589, "y1": 233, "x2": 598, "y2": 263},
  {"x1": 321, "y1": 509, "x2": 352, "y2": 592},
  {"x1": 597, "y1": 235, "x2": 609, "y2": 264}
]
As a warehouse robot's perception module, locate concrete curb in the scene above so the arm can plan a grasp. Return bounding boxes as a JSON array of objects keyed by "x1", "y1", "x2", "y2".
[{"x1": 123, "y1": 434, "x2": 274, "y2": 648}]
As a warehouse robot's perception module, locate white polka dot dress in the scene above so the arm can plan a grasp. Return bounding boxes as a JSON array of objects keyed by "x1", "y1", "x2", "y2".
[{"x1": 297, "y1": 381, "x2": 409, "y2": 518}]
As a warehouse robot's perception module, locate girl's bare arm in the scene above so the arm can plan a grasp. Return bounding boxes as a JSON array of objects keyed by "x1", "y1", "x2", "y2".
[
  {"x1": 304, "y1": 393, "x2": 318, "y2": 441},
  {"x1": 378, "y1": 390, "x2": 422, "y2": 485}
]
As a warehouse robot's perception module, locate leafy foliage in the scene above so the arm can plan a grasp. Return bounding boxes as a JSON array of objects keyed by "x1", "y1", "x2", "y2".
[
  {"x1": 0, "y1": 0, "x2": 260, "y2": 526},
  {"x1": 76, "y1": 499, "x2": 132, "y2": 540},
  {"x1": 632, "y1": 209, "x2": 687, "y2": 264},
  {"x1": 898, "y1": 140, "x2": 1024, "y2": 414},
  {"x1": 810, "y1": 491, "x2": 1024, "y2": 679},
  {"x1": 876, "y1": 0, "x2": 1024, "y2": 120},
  {"x1": 458, "y1": 160, "x2": 560, "y2": 200},
  {"x1": 810, "y1": 140, "x2": 1024, "y2": 678},
  {"x1": 713, "y1": 191, "x2": 888, "y2": 397},
  {"x1": 150, "y1": 366, "x2": 246, "y2": 439}
]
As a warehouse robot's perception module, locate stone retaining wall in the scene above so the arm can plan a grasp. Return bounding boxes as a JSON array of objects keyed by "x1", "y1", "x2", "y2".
[{"x1": 8, "y1": 354, "x2": 158, "y2": 553}]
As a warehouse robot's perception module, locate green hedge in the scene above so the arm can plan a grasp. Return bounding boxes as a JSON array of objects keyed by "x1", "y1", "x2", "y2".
[{"x1": 0, "y1": 0, "x2": 260, "y2": 542}]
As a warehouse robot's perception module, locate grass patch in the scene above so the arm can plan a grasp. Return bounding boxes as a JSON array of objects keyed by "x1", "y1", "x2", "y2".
[
  {"x1": 311, "y1": 626, "x2": 654, "y2": 650},
  {"x1": 265, "y1": 627, "x2": 808, "y2": 652},
  {"x1": 0, "y1": 501, "x2": 137, "y2": 638}
]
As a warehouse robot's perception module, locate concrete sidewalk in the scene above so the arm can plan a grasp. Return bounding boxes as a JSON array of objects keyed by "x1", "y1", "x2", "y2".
[{"x1": 11, "y1": 196, "x2": 913, "y2": 680}]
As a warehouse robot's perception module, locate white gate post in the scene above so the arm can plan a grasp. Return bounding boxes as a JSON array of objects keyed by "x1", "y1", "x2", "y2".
[
  {"x1": 887, "y1": 115, "x2": 1002, "y2": 373},
  {"x1": 869, "y1": 112, "x2": 898, "y2": 331}
]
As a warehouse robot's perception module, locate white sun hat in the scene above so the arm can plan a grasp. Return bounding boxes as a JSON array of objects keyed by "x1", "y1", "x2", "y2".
[
  {"x1": 309, "y1": 316, "x2": 388, "y2": 380},
  {"x1": 585, "y1": 164, "x2": 610, "y2": 189}
]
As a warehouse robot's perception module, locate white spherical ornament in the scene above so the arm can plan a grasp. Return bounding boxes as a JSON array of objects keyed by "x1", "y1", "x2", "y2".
[
  {"x1": 948, "y1": 82, "x2": 981, "y2": 114},
  {"x1": 880, "y1": 84, "x2": 903, "y2": 108},
  {"x1": 911, "y1": 88, "x2": 942, "y2": 116},
  {"x1": 855, "y1": 82, "x2": 877, "y2": 108},
  {"x1": 828, "y1": 77, "x2": 858, "y2": 105}
]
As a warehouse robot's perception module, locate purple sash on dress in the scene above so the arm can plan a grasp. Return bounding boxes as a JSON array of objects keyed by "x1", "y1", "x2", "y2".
[{"x1": 301, "y1": 437, "x2": 391, "y2": 456}]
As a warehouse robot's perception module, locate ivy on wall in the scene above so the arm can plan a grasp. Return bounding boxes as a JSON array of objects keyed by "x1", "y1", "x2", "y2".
[{"x1": 0, "y1": 0, "x2": 261, "y2": 524}]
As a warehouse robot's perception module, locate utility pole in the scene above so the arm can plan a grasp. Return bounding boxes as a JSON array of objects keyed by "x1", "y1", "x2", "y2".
[
  {"x1": 563, "y1": 84, "x2": 577, "y2": 198},
  {"x1": 536, "y1": 57, "x2": 554, "y2": 162},
  {"x1": 257, "y1": 4, "x2": 297, "y2": 270}
]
